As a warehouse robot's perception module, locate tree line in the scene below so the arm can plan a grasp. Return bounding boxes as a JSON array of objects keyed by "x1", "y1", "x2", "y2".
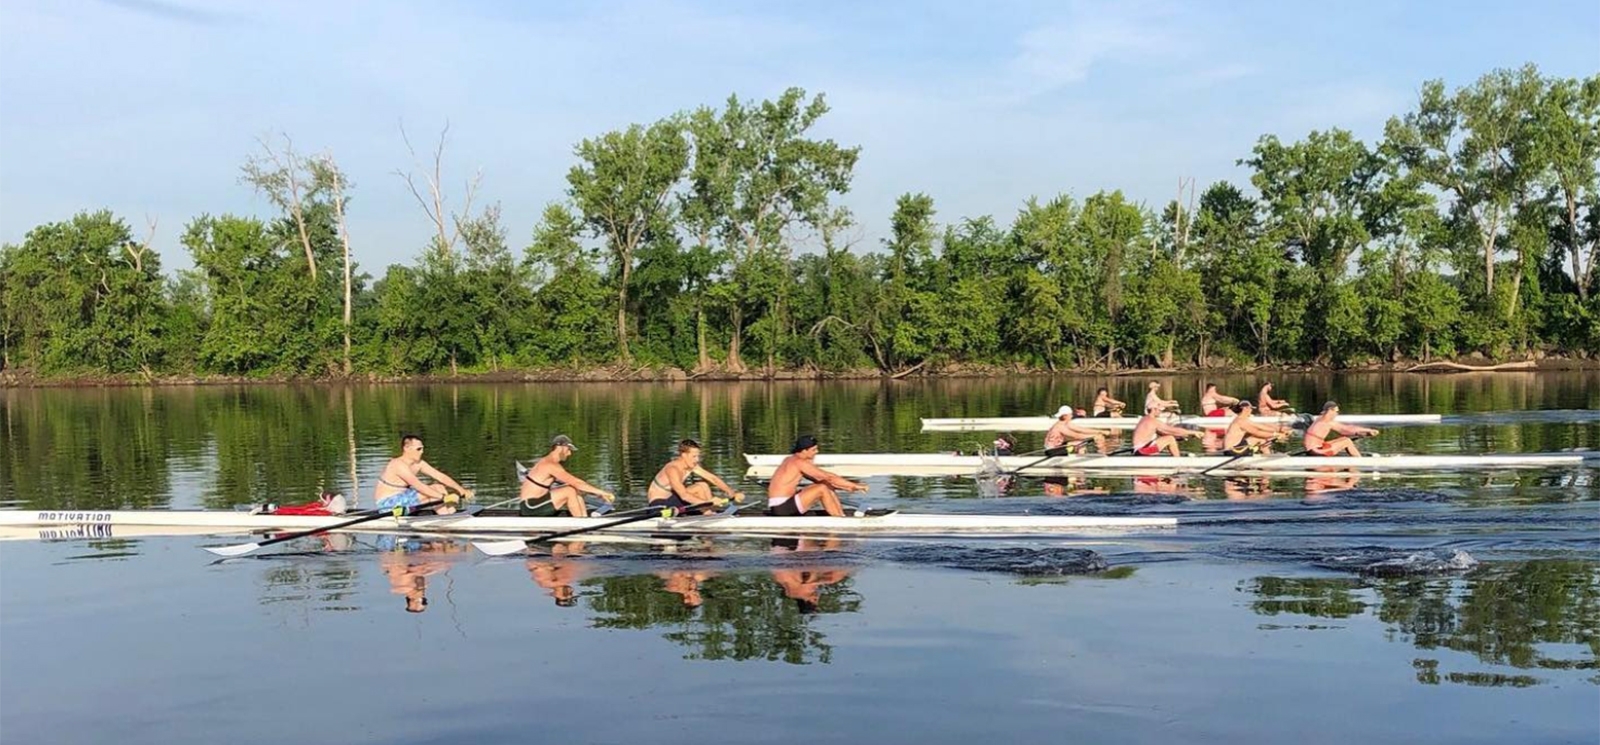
[{"x1": 2, "y1": 64, "x2": 1597, "y2": 380}]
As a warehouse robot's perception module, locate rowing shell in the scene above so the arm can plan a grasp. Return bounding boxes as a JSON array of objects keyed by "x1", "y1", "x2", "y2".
[
  {"x1": 742, "y1": 452, "x2": 1585, "y2": 477},
  {"x1": 0, "y1": 509, "x2": 1176, "y2": 536},
  {"x1": 920, "y1": 413, "x2": 1442, "y2": 432}
]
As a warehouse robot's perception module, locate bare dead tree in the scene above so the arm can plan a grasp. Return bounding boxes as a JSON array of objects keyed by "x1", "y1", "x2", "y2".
[{"x1": 395, "y1": 122, "x2": 482, "y2": 260}]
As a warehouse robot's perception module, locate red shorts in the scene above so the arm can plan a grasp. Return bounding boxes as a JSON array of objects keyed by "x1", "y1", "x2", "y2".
[
  {"x1": 1135, "y1": 442, "x2": 1163, "y2": 456},
  {"x1": 1205, "y1": 408, "x2": 1227, "y2": 418},
  {"x1": 1307, "y1": 442, "x2": 1339, "y2": 456}
]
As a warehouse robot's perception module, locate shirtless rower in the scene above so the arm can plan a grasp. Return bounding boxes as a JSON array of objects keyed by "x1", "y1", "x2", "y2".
[
  {"x1": 373, "y1": 433, "x2": 473, "y2": 514},
  {"x1": 1200, "y1": 384, "x2": 1242, "y2": 418},
  {"x1": 647, "y1": 438, "x2": 744, "y2": 515},
  {"x1": 1220, "y1": 400, "x2": 1288, "y2": 454},
  {"x1": 520, "y1": 435, "x2": 614, "y2": 517},
  {"x1": 1091, "y1": 387, "x2": 1126, "y2": 417},
  {"x1": 1302, "y1": 401, "x2": 1379, "y2": 457},
  {"x1": 1144, "y1": 381, "x2": 1180, "y2": 414},
  {"x1": 1257, "y1": 382, "x2": 1293, "y2": 415},
  {"x1": 766, "y1": 435, "x2": 867, "y2": 518},
  {"x1": 1129, "y1": 405, "x2": 1200, "y2": 456},
  {"x1": 1044, "y1": 405, "x2": 1112, "y2": 455}
]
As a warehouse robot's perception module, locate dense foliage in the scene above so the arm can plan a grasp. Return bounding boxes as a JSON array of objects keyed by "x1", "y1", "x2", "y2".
[{"x1": 3, "y1": 68, "x2": 1597, "y2": 379}]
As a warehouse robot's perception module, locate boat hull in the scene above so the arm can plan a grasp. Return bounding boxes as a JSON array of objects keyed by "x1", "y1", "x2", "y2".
[
  {"x1": 0, "y1": 509, "x2": 1176, "y2": 536},
  {"x1": 920, "y1": 413, "x2": 1442, "y2": 432}
]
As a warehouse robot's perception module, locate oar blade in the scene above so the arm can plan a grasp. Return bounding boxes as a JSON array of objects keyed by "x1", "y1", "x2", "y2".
[
  {"x1": 204, "y1": 541, "x2": 264, "y2": 557},
  {"x1": 473, "y1": 538, "x2": 533, "y2": 556}
]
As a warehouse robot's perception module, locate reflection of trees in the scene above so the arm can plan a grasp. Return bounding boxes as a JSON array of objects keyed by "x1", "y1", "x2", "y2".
[
  {"x1": 1245, "y1": 560, "x2": 1599, "y2": 686},
  {"x1": 585, "y1": 572, "x2": 862, "y2": 664}
]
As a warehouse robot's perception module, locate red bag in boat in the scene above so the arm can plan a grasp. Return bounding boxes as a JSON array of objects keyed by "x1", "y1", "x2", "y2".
[{"x1": 269, "y1": 493, "x2": 348, "y2": 516}]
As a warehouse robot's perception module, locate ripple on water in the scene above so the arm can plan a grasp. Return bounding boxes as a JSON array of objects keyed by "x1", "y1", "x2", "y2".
[{"x1": 877, "y1": 544, "x2": 1109, "y2": 576}]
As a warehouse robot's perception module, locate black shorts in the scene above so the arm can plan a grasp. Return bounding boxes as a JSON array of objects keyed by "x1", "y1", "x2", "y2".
[
  {"x1": 648, "y1": 494, "x2": 691, "y2": 512},
  {"x1": 518, "y1": 501, "x2": 571, "y2": 517},
  {"x1": 766, "y1": 497, "x2": 803, "y2": 517}
]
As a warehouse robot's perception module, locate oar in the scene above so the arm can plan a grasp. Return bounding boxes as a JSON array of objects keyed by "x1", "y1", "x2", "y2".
[
  {"x1": 1002, "y1": 445, "x2": 1132, "y2": 477},
  {"x1": 205, "y1": 500, "x2": 446, "y2": 557},
  {"x1": 474, "y1": 500, "x2": 744, "y2": 556}
]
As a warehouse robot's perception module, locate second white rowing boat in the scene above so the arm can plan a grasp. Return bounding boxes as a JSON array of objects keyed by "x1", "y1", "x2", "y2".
[
  {"x1": 743, "y1": 451, "x2": 1586, "y2": 476},
  {"x1": 921, "y1": 413, "x2": 1442, "y2": 432}
]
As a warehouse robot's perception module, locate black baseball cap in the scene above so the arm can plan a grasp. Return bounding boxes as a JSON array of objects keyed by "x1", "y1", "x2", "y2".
[
  {"x1": 1321, "y1": 401, "x2": 1340, "y2": 413},
  {"x1": 1232, "y1": 400, "x2": 1253, "y2": 413},
  {"x1": 792, "y1": 434, "x2": 820, "y2": 453},
  {"x1": 552, "y1": 434, "x2": 577, "y2": 451}
]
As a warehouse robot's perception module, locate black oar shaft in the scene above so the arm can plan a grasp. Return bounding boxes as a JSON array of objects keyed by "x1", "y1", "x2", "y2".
[{"x1": 257, "y1": 500, "x2": 445, "y2": 549}]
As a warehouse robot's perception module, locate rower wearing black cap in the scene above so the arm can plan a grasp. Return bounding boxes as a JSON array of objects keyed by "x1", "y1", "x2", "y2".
[
  {"x1": 766, "y1": 435, "x2": 868, "y2": 517},
  {"x1": 520, "y1": 434, "x2": 615, "y2": 517},
  {"x1": 647, "y1": 438, "x2": 745, "y2": 515},
  {"x1": 1302, "y1": 401, "x2": 1380, "y2": 456}
]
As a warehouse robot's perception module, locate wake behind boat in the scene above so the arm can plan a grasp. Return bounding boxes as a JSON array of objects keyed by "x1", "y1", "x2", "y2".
[
  {"x1": 0, "y1": 507, "x2": 1177, "y2": 537},
  {"x1": 921, "y1": 413, "x2": 1442, "y2": 432},
  {"x1": 742, "y1": 451, "x2": 1587, "y2": 476}
]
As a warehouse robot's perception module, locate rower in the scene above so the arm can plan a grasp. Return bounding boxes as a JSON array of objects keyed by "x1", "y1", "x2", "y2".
[
  {"x1": 1044, "y1": 405, "x2": 1111, "y2": 455},
  {"x1": 521, "y1": 435, "x2": 615, "y2": 517},
  {"x1": 1144, "y1": 381, "x2": 1180, "y2": 414},
  {"x1": 1130, "y1": 405, "x2": 1199, "y2": 456},
  {"x1": 1221, "y1": 400, "x2": 1287, "y2": 454},
  {"x1": 1091, "y1": 387, "x2": 1126, "y2": 417},
  {"x1": 1200, "y1": 384, "x2": 1242, "y2": 418},
  {"x1": 766, "y1": 434, "x2": 868, "y2": 517},
  {"x1": 1303, "y1": 401, "x2": 1379, "y2": 457},
  {"x1": 992, "y1": 433, "x2": 1018, "y2": 456},
  {"x1": 647, "y1": 438, "x2": 744, "y2": 515},
  {"x1": 373, "y1": 433, "x2": 473, "y2": 514},
  {"x1": 1257, "y1": 382, "x2": 1292, "y2": 415}
]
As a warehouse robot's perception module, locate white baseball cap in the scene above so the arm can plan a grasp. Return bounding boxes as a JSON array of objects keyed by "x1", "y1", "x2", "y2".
[{"x1": 1053, "y1": 405, "x2": 1074, "y2": 419}]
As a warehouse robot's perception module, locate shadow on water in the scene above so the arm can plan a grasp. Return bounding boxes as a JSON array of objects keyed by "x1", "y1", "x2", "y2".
[{"x1": 1245, "y1": 559, "x2": 1600, "y2": 687}]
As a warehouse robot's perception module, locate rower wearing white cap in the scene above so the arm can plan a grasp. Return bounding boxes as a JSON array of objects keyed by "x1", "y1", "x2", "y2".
[
  {"x1": 1144, "y1": 381, "x2": 1180, "y2": 415},
  {"x1": 1043, "y1": 405, "x2": 1112, "y2": 455},
  {"x1": 1130, "y1": 404, "x2": 1199, "y2": 456},
  {"x1": 520, "y1": 434, "x2": 614, "y2": 517}
]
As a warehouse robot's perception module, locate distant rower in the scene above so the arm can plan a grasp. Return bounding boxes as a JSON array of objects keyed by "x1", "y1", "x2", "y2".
[
  {"x1": 1044, "y1": 405, "x2": 1111, "y2": 455},
  {"x1": 373, "y1": 433, "x2": 473, "y2": 513},
  {"x1": 1144, "y1": 381, "x2": 1180, "y2": 414},
  {"x1": 1257, "y1": 383, "x2": 1292, "y2": 415},
  {"x1": 1200, "y1": 384, "x2": 1242, "y2": 418},
  {"x1": 647, "y1": 438, "x2": 745, "y2": 515},
  {"x1": 1303, "y1": 401, "x2": 1379, "y2": 457},
  {"x1": 766, "y1": 435, "x2": 868, "y2": 517},
  {"x1": 521, "y1": 435, "x2": 614, "y2": 517},
  {"x1": 1091, "y1": 387, "x2": 1126, "y2": 417},
  {"x1": 1221, "y1": 400, "x2": 1286, "y2": 454},
  {"x1": 1130, "y1": 405, "x2": 1199, "y2": 456}
]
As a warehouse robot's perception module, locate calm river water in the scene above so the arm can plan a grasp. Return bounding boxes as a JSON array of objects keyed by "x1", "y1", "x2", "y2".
[{"x1": 2, "y1": 372, "x2": 1597, "y2": 744}]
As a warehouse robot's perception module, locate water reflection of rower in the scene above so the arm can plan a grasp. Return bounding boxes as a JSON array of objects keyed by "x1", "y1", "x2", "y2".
[
  {"x1": 771, "y1": 568, "x2": 852, "y2": 615},
  {"x1": 657, "y1": 570, "x2": 716, "y2": 608},
  {"x1": 525, "y1": 542, "x2": 589, "y2": 607},
  {"x1": 378, "y1": 536, "x2": 465, "y2": 613}
]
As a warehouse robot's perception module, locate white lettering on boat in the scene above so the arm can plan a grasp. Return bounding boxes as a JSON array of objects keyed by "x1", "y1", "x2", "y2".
[{"x1": 38, "y1": 524, "x2": 114, "y2": 540}]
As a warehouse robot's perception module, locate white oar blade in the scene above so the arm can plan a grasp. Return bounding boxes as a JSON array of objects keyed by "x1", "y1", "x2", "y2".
[
  {"x1": 204, "y1": 542, "x2": 263, "y2": 557},
  {"x1": 473, "y1": 539, "x2": 531, "y2": 556}
]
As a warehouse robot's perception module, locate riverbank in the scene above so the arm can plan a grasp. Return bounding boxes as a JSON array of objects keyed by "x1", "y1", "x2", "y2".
[{"x1": 2, "y1": 355, "x2": 1596, "y2": 388}]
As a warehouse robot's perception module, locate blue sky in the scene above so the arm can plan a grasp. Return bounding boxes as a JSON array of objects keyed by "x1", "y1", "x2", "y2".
[{"x1": 1, "y1": 0, "x2": 1595, "y2": 272}]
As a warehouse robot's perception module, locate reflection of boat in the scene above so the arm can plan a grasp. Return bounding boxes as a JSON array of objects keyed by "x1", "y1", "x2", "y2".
[
  {"x1": 921, "y1": 413, "x2": 1441, "y2": 432},
  {"x1": 0, "y1": 508, "x2": 1176, "y2": 536},
  {"x1": 743, "y1": 452, "x2": 1585, "y2": 476}
]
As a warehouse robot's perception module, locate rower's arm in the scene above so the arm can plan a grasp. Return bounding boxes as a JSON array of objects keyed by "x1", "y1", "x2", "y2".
[
  {"x1": 550, "y1": 464, "x2": 614, "y2": 501},
  {"x1": 1156, "y1": 423, "x2": 1198, "y2": 438},
  {"x1": 1332, "y1": 422, "x2": 1379, "y2": 437},
  {"x1": 665, "y1": 465, "x2": 713, "y2": 505},
  {"x1": 1217, "y1": 394, "x2": 1241, "y2": 405},
  {"x1": 691, "y1": 465, "x2": 744, "y2": 501},
  {"x1": 417, "y1": 461, "x2": 471, "y2": 497},
  {"x1": 395, "y1": 465, "x2": 448, "y2": 500},
  {"x1": 800, "y1": 461, "x2": 866, "y2": 492}
]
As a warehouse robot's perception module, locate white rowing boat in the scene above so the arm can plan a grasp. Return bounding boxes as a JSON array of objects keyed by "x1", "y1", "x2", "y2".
[
  {"x1": 920, "y1": 413, "x2": 1442, "y2": 432},
  {"x1": 0, "y1": 508, "x2": 1176, "y2": 536},
  {"x1": 743, "y1": 451, "x2": 1585, "y2": 476}
]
